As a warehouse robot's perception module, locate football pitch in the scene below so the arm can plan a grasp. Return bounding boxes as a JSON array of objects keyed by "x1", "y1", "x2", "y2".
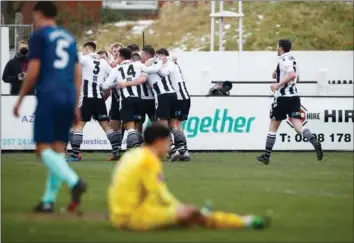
[{"x1": 1, "y1": 152, "x2": 353, "y2": 243}]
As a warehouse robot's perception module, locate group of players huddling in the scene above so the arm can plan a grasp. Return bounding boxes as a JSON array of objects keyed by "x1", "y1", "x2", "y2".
[
  {"x1": 12, "y1": 1, "x2": 325, "y2": 232},
  {"x1": 66, "y1": 41, "x2": 191, "y2": 163}
]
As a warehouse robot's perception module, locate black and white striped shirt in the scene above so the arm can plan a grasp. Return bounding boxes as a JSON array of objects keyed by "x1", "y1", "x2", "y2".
[
  {"x1": 102, "y1": 60, "x2": 147, "y2": 100},
  {"x1": 146, "y1": 59, "x2": 175, "y2": 97},
  {"x1": 133, "y1": 61, "x2": 154, "y2": 100},
  {"x1": 80, "y1": 53, "x2": 112, "y2": 99},
  {"x1": 159, "y1": 61, "x2": 190, "y2": 100},
  {"x1": 275, "y1": 52, "x2": 299, "y2": 98},
  {"x1": 140, "y1": 82, "x2": 154, "y2": 100}
]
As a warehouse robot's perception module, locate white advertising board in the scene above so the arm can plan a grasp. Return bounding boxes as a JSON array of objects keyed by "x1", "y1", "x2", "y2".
[
  {"x1": 1, "y1": 96, "x2": 353, "y2": 151},
  {"x1": 1, "y1": 96, "x2": 124, "y2": 150},
  {"x1": 182, "y1": 97, "x2": 354, "y2": 151}
]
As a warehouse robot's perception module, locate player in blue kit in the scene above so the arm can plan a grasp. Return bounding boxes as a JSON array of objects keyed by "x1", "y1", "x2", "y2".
[{"x1": 13, "y1": 2, "x2": 87, "y2": 213}]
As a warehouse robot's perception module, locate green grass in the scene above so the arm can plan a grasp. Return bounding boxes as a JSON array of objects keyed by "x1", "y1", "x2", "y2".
[
  {"x1": 2, "y1": 152, "x2": 353, "y2": 242},
  {"x1": 80, "y1": 1, "x2": 354, "y2": 51}
]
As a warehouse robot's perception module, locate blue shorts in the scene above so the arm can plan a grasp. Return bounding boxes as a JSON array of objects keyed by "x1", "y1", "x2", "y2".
[{"x1": 34, "y1": 90, "x2": 75, "y2": 143}]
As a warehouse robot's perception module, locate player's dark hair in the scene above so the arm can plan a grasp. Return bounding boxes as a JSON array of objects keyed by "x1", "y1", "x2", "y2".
[
  {"x1": 97, "y1": 50, "x2": 108, "y2": 58},
  {"x1": 156, "y1": 48, "x2": 169, "y2": 56},
  {"x1": 278, "y1": 39, "x2": 292, "y2": 53},
  {"x1": 142, "y1": 45, "x2": 155, "y2": 57},
  {"x1": 144, "y1": 123, "x2": 171, "y2": 145},
  {"x1": 119, "y1": 48, "x2": 132, "y2": 60},
  {"x1": 132, "y1": 53, "x2": 141, "y2": 62},
  {"x1": 33, "y1": 1, "x2": 57, "y2": 18},
  {"x1": 84, "y1": 41, "x2": 96, "y2": 52},
  {"x1": 127, "y1": 44, "x2": 140, "y2": 52}
]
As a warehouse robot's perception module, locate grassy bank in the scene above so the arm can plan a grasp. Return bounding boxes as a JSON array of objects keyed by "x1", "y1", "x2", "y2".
[{"x1": 79, "y1": 1, "x2": 353, "y2": 51}]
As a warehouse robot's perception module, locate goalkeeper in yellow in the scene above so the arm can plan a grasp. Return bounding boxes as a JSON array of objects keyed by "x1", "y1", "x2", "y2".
[{"x1": 108, "y1": 123, "x2": 270, "y2": 231}]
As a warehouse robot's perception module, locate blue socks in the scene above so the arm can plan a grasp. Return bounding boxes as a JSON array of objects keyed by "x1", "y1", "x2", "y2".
[
  {"x1": 42, "y1": 171, "x2": 62, "y2": 204},
  {"x1": 41, "y1": 148, "x2": 79, "y2": 188}
]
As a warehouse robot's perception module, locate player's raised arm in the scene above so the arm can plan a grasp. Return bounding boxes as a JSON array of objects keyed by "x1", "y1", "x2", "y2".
[
  {"x1": 143, "y1": 59, "x2": 163, "y2": 74},
  {"x1": 103, "y1": 60, "x2": 114, "y2": 86},
  {"x1": 13, "y1": 32, "x2": 41, "y2": 117},
  {"x1": 118, "y1": 73, "x2": 148, "y2": 88},
  {"x1": 102, "y1": 61, "x2": 113, "y2": 100},
  {"x1": 101, "y1": 68, "x2": 119, "y2": 90},
  {"x1": 104, "y1": 61, "x2": 113, "y2": 78},
  {"x1": 156, "y1": 48, "x2": 174, "y2": 77},
  {"x1": 158, "y1": 61, "x2": 175, "y2": 77}
]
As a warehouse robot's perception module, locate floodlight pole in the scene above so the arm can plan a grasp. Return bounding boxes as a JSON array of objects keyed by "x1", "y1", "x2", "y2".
[
  {"x1": 142, "y1": 31, "x2": 145, "y2": 48},
  {"x1": 210, "y1": 1, "x2": 216, "y2": 52},
  {"x1": 210, "y1": 0, "x2": 244, "y2": 51},
  {"x1": 238, "y1": 0, "x2": 243, "y2": 51},
  {"x1": 219, "y1": 0, "x2": 224, "y2": 51}
]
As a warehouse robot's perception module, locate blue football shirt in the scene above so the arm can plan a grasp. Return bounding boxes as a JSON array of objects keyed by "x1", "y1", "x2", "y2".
[{"x1": 28, "y1": 26, "x2": 78, "y2": 95}]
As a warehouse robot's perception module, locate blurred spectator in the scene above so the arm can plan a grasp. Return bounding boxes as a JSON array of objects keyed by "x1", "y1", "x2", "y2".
[{"x1": 2, "y1": 40, "x2": 34, "y2": 95}]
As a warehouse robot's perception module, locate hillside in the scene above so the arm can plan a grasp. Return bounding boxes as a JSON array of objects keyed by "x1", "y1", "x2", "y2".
[{"x1": 79, "y1": 1, "x2": 353, "y2": 51}]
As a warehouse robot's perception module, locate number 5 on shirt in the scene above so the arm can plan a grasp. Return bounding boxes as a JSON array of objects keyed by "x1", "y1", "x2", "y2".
[{"x1": 54, "y1": 39, "x2": 69, "y2": 69}]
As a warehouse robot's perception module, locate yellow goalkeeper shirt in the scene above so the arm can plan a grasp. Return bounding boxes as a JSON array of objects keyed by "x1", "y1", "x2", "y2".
[{"x1": 108, "y1": 147, "x2": 180, "y2": 217}]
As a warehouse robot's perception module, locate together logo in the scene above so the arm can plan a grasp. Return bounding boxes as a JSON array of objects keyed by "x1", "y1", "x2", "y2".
[{"x1": 182, "y1": 109, "x2": 255, "y2": 138}]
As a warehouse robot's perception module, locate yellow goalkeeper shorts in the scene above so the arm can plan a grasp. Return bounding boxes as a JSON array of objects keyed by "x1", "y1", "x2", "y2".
[{"x1": 110, "y1": 203, "x2": 178, "y2": 231}]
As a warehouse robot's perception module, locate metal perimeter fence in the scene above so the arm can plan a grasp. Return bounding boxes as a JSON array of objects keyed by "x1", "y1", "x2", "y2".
[{"x1": 1, "y1": 24, "x2": 33, "y2": 57}]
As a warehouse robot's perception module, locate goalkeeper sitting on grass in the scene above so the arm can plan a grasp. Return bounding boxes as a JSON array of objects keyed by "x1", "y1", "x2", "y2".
[{"x1": 108, "y1": 123, "x2": 270, "y2": 231}]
